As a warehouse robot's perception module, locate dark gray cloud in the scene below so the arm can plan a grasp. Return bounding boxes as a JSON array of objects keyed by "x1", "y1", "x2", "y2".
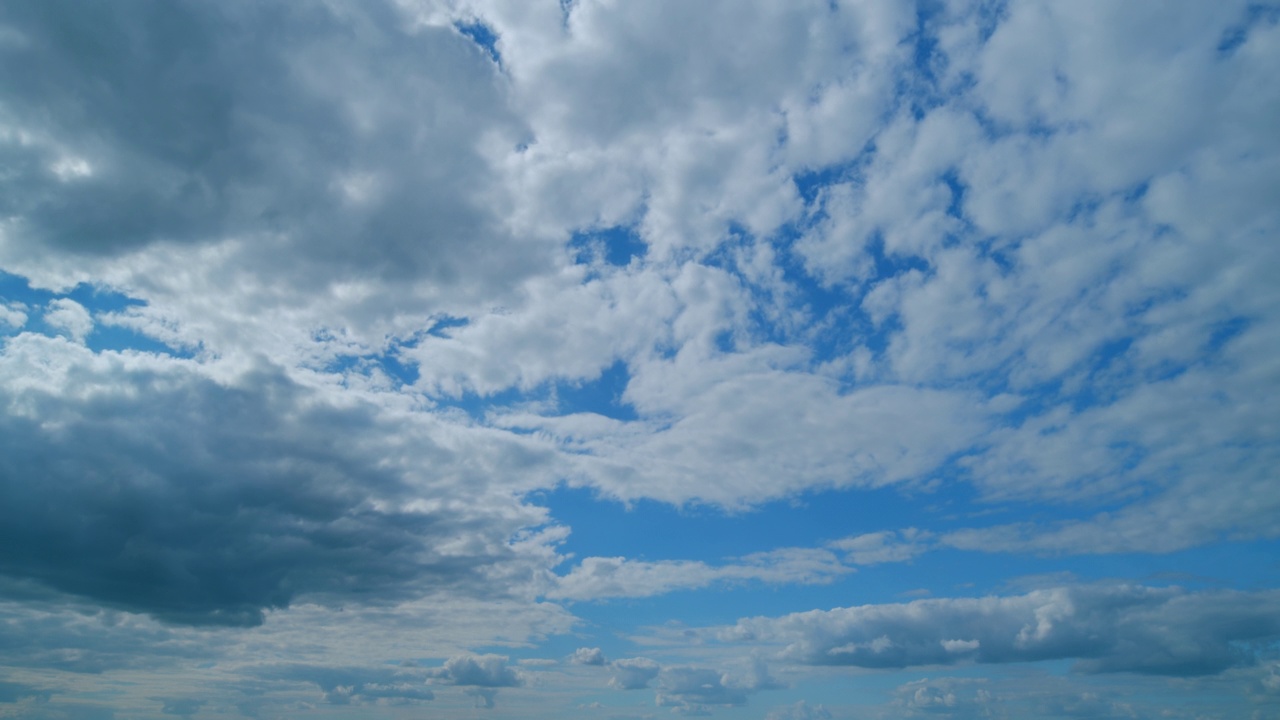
[
  {"x1": 0, "y1": 0, "x2": 546, "y2": 318},
  {"x1": 728, "y1": 585, "x2": 1280, "y2": 676},
  {"x1": 0, "y1": 681, "x2": 52, "y2": 703},
  {"x1": 0, "y1": 336, "x2": 555, "y2": 625},
  {"x1": 154, "y1": 698, "x2": 204, "y2": 717}
]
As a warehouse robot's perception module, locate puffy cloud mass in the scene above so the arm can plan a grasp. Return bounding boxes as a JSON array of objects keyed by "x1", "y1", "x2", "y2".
[
  {"x1": 0, "y1": 334, "x2": 560, "y2": 625},
  {"x1": 0, "y1": 0, "x2": 1277, "y2": 718},
  {"x1": 727, "y1": 585, "x2": 1280, "y2": 676},
  {"x1": 428, "y1": 654, "x2": 522, "y2": 688}
]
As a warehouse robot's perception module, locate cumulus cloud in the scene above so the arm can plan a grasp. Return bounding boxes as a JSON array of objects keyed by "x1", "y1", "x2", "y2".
[
  {"x1": 726, "y1": 585, "x2": 1280, "y2": 676},
  {"x1": 0, "y1": 302, "x2": 27, "y2": 330},
  {"x1": 428, "y1": 654, "x2": 522, "y2": 688},
  {"x1": 891, "y1": 678, "x2": 999, "y2": 719},
  {"x1": 42, "y1": 298, "x2": 92, "y2": 342},
  {"x1": 570, "y1": 647, "x2": 607, "y2": 666},
  {"x1": 0, "y1": 335, "x2": 561, "y2": 625},
  {"x1": 0, "y1": 0, "x2": 1277, "y2": 716},
  {"x1": 609, "y1": 657, "x2": 661, "y2": 690},
  {"x1": 0, "y1": 0, "x2": 547, "y2": 359}
]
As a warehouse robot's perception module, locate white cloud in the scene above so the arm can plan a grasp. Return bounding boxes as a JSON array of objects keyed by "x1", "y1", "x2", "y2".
[
  {"x1": 1, "y1": 0, "x2": 1277, "y2": 716},
  {"x1": 609, "y1": 657, "x2": 661, "y2": 690},
  {"x1": 42, "y1": 298, "x2": 92, "y2": 342},
  {"x1": 546, "y1": 546, "x2": 850, "y2": 601},
  {"x1": 725, "y1": 584, "x2": 1280, "y2": 675},
  {"x1": 0, "y1": 0, "x2": 548, "y2": 363},
  {"x1": 570, "y1": 647, "x2": 606, "y2": 666},
  {"x1": 0, "y1": 302, "x2": 26, "y2": 330},
  {"x1": 830, "y1": 529, "x2": 933, "y2": 565},
  {"x1": 428, "y1": 654, "x2": 522, "y2": 687}
]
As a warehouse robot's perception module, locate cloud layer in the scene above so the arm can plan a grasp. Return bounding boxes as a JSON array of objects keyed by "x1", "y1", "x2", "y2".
[{"x1": 1, "y1": 0, "x2": 1277, "y2": 718}]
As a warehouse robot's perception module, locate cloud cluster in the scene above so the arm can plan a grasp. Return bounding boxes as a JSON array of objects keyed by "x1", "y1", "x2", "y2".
[
  {"x1": 0, "y1": 0, "x2": 1277, "y2": 717},
  {"x1": 428, "y1": 654, "x2": 523, "y2": 688},
  {"x1": 726, "y1": 584, "x2": 1280, "y2": 676},
  {"x1": 0, "y1": 0, "x2": 546, "y2": 358},
  {"x1": 0, "y1": 334, "x2": 561, "y2": 625},
  {"x1": 264, "y1": 665, "x2": 436, "y2": 706}
]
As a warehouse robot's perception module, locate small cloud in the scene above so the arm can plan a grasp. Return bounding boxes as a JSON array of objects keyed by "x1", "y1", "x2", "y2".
[
  {"x1": 609, "y1": 657, "x2": 660, "y2": 690},
  {"x1": 0, "y1": 302, "x2": 27, "y2": 330},
  {"x1": 571, "y1": 647, "x2": 607, "y2": 665},
  {"x1": 44, "y1": 298, "x2": 92, "y2": 342},
  {"x1": 941, "y1": 638, "x2": 981, "y2": 653},
  {"x1": 829, "y1": 528, "x2": 932, "y2": 565},
  {"x1": 429, "y1": 654, "x2": 521, "y2": 688}
]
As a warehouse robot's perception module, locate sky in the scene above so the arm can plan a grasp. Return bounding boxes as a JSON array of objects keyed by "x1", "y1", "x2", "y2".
[{"x1": 0, "y1": 0, "x2": 1278, "y2": 718}]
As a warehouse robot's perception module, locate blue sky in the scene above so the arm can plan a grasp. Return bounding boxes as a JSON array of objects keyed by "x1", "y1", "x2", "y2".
[{"x1": 1, "y1": 1, "x2": 1279, "y2": 718}]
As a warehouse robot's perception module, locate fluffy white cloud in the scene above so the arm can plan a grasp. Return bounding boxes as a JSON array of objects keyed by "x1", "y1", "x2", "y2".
[
  {"x1": 0, "y1": 302, "x2": 26, "y2": 330},
  {"x1": 0, "y1": 0, "x2": 549, "y2": 362},
  {"x1": 42, "y1": 298, "x2": 91, "y2": 342},
  {"x1": 428, "y1": 654, "x2": 522, "y2": 687},
  {"x1": 1, "y1": 1, "x2": 1277, "y2": 717},
  {"x1": 570, "y1": 647, "x2": 606, "y2": 666}
]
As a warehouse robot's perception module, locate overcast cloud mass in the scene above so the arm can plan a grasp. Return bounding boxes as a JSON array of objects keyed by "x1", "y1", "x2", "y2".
[{"x1": 1, "y1": 0, "x2": 1278, "y2": 718}]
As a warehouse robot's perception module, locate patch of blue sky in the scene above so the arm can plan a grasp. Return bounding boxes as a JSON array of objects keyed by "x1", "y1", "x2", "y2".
[
  {"x1": 559, "y1": 538, "x2": 1280, "y2": 637},
  {"x1": 430, "y1": 383, "x2": 539, "y2": 424},
  {"x1": 428, "y1": 361, "x2": 637, "y2": 423},
  {"x1": 568, "y1": 225, "x2": 647, "y2": 269},
  {"x1": 0, "y1": 270, "x2": 184, "y2": 356},
  {"x1": 326, "y1": 350, "x2": 420, "y2": 387},
  {"x1": 791, "y1": 156, "x2": 866, "y2": 206},
  {"x1": 702, "y1": 222, "x2": 920, "y2": 375},
  {"x1": 888, "y1": 1, "x2": 958, "y2": 122},
  {"x1": 536, "y1": 481, "x2": 983, "y2": 571},
  {"x1": 84, "y1": 321, "x2": 185, "y2": 356},
  {"x1": 1217, "y1": 3, "x2": 1280, "y2": 56},
  {"x1": 557, "y1": 0, "x2": 576, "y2": 29},
  {"x1": 454, "y1": 20, "x2": 502, "y2": 67},
  {"x1": 968, "y1": 101, "x2": 1061, "y2": 141},
  {"x1": 555, "y1": 359, "x2": 637, "y2": 421}
]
